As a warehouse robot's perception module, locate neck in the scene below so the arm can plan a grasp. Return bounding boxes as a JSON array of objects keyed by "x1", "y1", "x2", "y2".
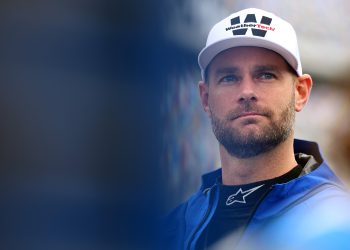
[{"x1": 220, "y1": 135, "x2": 297, "y2": 185}]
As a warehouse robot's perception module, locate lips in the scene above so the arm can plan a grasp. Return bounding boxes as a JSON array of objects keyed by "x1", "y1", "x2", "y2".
[
  {"x1": 226, "y1": 104, "x2": 271, "y2": 121},
  {"x1": 231, "y1": 112, "x2": 266, "y2": 120}
]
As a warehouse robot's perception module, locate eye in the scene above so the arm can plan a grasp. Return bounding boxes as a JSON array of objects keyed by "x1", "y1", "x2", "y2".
[
  {"x1": 219, "y1": 74, "x2": 240, "y2": 84},
  {"x1": 256, "y1": 72, "x2": 276, "y2": 80}
]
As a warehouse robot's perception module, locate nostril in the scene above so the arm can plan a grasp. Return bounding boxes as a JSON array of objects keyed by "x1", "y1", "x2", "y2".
[
  {"x1": 239, "y1": 94, "x2": 257, "y2": 103},
  {"x1": 239, "y1": 96, "x2": 245, "y2": 102},
  {"x1": 250, "y1": 96, "x2": 257, "y2": 101}
]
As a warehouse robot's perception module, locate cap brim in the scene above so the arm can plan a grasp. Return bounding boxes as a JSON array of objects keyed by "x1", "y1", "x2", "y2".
[{"x1": 198, "y1": 36, "x2": 300, "y2": 78}]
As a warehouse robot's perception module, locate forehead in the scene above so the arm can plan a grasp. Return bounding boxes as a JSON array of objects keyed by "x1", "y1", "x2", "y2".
[{"x1": 208, "y1": 46, "x2": 289, "y2": 73}]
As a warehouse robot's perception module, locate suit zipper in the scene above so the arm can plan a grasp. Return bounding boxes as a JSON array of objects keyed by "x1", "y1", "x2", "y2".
[
  {"x1": 236, "y1": 185, "x2": 274, "y2": 246},
  {"x1": 186, "y1": 185, "x2": 217, "y2": 250},
  {"x1": 235, "y1": 185, "x2": 274, "y2": 246},
  {"x1": 247, "y1": 185, "x2": 274, "y2": 224}
]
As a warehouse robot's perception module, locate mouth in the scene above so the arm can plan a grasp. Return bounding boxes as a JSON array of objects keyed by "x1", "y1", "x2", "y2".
[{"x1": 233, "y1": 112, "x2": 266, "y2": 120}]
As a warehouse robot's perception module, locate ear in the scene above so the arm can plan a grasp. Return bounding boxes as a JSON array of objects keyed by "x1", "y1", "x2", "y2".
[
  {"x1": 295, "y1": 74, "x2": 313, "y2": 112},
  {"x1": 198, "y1": 80, "x2": 211, "y2": 115}
]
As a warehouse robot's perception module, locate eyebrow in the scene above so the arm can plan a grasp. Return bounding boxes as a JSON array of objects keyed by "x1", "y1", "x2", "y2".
[
  {"x1": 214, "y1": 65, "x2": 280, "y2": 75},
  {"x1": 214, "y1": 67, "x2": 240, "y2": 76},
  {"x1": 252, "y1": 65, "x2": 280, "y2": 72}
]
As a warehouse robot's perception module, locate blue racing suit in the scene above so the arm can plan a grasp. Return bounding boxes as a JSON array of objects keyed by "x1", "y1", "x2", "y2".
[{"x1": 163, "y1": 139, "x2": 350, "y2": 250}]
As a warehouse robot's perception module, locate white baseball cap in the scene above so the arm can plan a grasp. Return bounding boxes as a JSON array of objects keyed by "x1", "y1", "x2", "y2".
[{"x1": 198, "y1": 8, "x2": 302, "y2": 79}]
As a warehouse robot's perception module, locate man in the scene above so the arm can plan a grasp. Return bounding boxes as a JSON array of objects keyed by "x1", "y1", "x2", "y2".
[{"x1": 163, "y1": 8, "x2": 350, "y2": 250}]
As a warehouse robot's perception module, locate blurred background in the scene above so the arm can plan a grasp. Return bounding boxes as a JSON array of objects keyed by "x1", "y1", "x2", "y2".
[
  {"x1": 1, "y1": 0, "x2": 350, "y2": 249},
  {"x1": 0, "y1": 0, "x2": 168, "y2": 249}
]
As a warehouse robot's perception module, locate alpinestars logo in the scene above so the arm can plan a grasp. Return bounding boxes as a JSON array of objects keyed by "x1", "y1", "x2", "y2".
[
  {"x1": 226, "y1": 184, "x2": 264, "y2": 206},
  {"x1": 225, "y1": 14, "x2": 275, "y2": 37}
]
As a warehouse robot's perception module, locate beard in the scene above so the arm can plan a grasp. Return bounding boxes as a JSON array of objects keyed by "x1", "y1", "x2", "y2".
[{"x1": 210, "y1": 97, "x2": 295, "y2": 158}]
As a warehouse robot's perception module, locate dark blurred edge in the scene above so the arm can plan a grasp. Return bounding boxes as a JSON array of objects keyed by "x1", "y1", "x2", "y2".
[{"x1": 0, "y1": 0, "x2": 171, "y2": 249}]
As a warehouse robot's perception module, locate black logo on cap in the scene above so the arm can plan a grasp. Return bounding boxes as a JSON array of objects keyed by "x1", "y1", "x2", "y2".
[{"x1": 226, "y1": 14, "x2": 275, "y2": 37}]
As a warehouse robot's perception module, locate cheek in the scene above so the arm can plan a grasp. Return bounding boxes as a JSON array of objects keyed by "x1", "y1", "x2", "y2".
[
  {"x1": 275, "y1": 85, "x2": 295, "y2": 104},
  {"x1": 276, "y1": 91, "x2": 295, "y2": 115},
  {"x1": 208, "y1": 92, "x2": 232, "y2": 115},
  {"x1": 265, "y1": 89, "x2": 294, "y2": 114}
]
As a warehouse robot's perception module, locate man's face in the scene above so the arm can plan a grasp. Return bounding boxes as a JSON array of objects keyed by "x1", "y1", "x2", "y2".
[{"x1": 200, "y1": 47, "x2": 297, "y2": 158}]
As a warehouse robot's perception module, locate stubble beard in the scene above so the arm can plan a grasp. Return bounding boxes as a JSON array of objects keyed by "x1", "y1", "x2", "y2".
[{"x1": 210, "y1": 97, "x2": 295, "y2": 159}]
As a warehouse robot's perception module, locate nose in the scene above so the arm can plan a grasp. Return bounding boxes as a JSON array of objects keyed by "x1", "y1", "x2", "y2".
[{"x1": 238, "y1": 78, "x2": 257, "y2": 103}]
